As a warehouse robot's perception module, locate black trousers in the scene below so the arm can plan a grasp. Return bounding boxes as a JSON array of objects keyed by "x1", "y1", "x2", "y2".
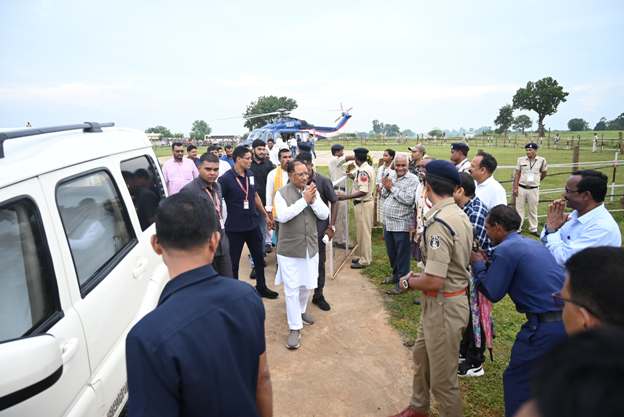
[
  {"x1": 212, "y1": 232, "x2": 233, "y2": 278},
  {"x1": 227, "y1": 227, "x2": 268, "y2": 289},
  {"x1": 315, "y1": 237, "x2": 326, "y2": 297},
  {"x1": 459, "y1": 295, "x2": 486, "y2": 366}
]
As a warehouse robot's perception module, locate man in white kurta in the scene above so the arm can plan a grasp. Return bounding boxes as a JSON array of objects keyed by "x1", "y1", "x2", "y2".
[{"x1": 274, "y1": 161, "x2": 329, "y2": 349}]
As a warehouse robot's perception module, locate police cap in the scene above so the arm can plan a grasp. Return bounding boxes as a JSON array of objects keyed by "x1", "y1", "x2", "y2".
[
  {"x1": 425, "y1": 160, "x2": 461, "y2": 185},
  {"x1": 450, "y1": 142, "x2": 470, "y2": 155},
  {"x1": 353, "y1": 147, "x2": 369, "y2": 156},
  {"x1": 525, "y1": 142, "x2": 539, "y2": 150},
  {"x1": 331, "y1": 143, "x2": 344, "y2": 153}
]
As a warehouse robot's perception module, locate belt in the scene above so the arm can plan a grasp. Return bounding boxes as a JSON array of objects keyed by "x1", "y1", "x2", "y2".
[
  {"x1": 423, "y1": 288, "x2": 467, "y2": 298},
  {"x1": 353, "y1": 199, "x2": 372, "y2": 205},
  {"x1": 334, "y1": 186, "x2": 346, "y2": 191},
  {"x1": 525, "y1": 311, "x2": 562, "y2": 323},
  {"x1": 519, "y1": 184, "x2": 538, "y2": 190}
]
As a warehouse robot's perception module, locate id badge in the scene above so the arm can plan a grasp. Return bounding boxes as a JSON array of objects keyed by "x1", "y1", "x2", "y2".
[
  {"x1": 249, "y1": 176, "x2": 255, "y2": 186},
  {"x1": 243, "y1": 200, "x2": 250, "y2": 210},
  {"x1": 220, "y1": 218, "x2": 225, "y2": 229},
  {"x1": 526, "y1": 172, "x2": 535, "y2": 183}
]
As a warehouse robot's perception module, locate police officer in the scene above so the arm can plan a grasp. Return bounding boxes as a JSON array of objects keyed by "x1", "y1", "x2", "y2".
[
  {"x1": 338, "y1": 147, "x2": 375, "y2": 269},
  {"x1": 471, "y1": 205, "x2": 566, "y2": 417},
  {"x1": 450, "y1": 142, "x2": 471, "y2": 173},
  {"x1": 513, "y1": 142, "x2": 548, "y2": 235},
  {"x1": 389, "y1": 160, "x2": 473, "y2": 417}
]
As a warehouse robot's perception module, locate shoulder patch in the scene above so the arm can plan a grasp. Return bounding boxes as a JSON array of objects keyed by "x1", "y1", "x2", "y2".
[{"x1": 429, "y1": 235, "x2": 441, "y2": 249}]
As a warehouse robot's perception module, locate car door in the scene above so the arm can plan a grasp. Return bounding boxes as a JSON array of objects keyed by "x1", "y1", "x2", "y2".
[
  {"x1": 39, "y1": 158, "x2": 149, "y2": 416},
  {"x1": 0, "y1": 179, "x2": 94, "y2": 417}
]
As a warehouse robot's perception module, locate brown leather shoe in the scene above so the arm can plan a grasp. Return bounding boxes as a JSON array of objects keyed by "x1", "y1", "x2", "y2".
[{"x1": 388, "y1": 406, "x2": 428, "y2": 417}]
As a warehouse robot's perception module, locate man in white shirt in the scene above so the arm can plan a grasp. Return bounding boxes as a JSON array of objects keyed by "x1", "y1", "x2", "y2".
[
  {"x1": 450, "y1": 143, "x2": 471, "y2": 173},
  {"x1": 274, "y1": 160, "x2": 329, "y2": 349},
  {"x1": 541, "y1": 170, "x2": 621, "y2": 265},
  {"x1": 470, "y1": 151, "x2": 507, "y2": 210},
  {"x1": 265, "y1": 148, "x2": 292, "y2": 219}
]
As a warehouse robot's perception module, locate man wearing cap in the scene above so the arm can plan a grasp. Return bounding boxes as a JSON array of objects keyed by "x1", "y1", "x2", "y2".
[
  {"x1": 450, "y1": 143, "x2": 471, "y2": 173},
  {"x1": 338, "y1": 147, "x2": 375, "y2": 269},
  {"x1": 408, "y1": 144, "x2": 427, "y2": 176},
  {"x1": 513, "y1": 143, "x2": 547, "y2": 235},
  {"x1": 389, "y1": 160, "x2": 473, "y2": 417},
  {"x1": 328, "y1": 143, "x2": 351, "y2": 249}
]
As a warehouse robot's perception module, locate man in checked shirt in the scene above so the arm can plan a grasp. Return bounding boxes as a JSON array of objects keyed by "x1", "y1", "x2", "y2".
[
  {"x1": 381, "y1": 154, "x2": 420, "y2": 295},
  {"x1": 453, "y1": 171, "x2": 492, "y2": 378}
]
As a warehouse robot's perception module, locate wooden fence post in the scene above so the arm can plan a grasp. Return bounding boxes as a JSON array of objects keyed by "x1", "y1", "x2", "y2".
[{"x1": 572, "y1": 142, "x2": 580, "y2": 173}]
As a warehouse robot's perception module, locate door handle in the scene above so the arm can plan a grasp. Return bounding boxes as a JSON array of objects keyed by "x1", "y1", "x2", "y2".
[
  {"x1": 132, "y1": 259, "x2": 148, "y2": 279},
  {"x1": 61, "y1": 338, "x2": 79, "y2": 364}
]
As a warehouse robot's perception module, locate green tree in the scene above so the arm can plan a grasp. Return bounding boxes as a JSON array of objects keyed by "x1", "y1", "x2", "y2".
[
  {"x1": 383, "y1": 123, "x2": 401, "y2": 136},
  {"x1": 512, "y1": 77, "x2": 569, "y2": 137},
  {"x1": 594, "y1": 117, "x2": 608, "y2": 131},
  {"x1": 372, "y1": 119, "x2": 384, "y2": 135},
  {"x1": 567, "y1": 118, "x2": 589, "y2": 131},
  {"x1": 607, "y1": 113, "x2": 624, "y2": 130},
  {"x1": 494, "y1": 104, "x2": 514, "y2": 134},
  {"x1": 428, "y1": 129, "x2": 444, "y2": 137},
  {"x1": 145, "y1": 125, "x2": 173, "y2": 138},
  {"x1": 512, "y1": 114, "x2": 532, "y2": 133},
  {"x1": 401, "y1": 129, "x2": 416, "y2": 137},
  {"x1": 243, "y1": 95, "x2": 298, "y2": 130},
  {"x1": 190, "y1": 120, "x2": 211, "y2": 140}
]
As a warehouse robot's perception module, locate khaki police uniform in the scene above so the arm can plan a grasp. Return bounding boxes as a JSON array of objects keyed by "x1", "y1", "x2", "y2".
[
  {"x1": 353, "y1": 161, "x2": 375, "y2": 265},
  {"x1": 411, "y1": 197, "x2": 472, "y2": 417},
  {"x1": 515, "y1": 155, "x2": 547, "y2": 233},
  {"x1": 329, "y1": 155, "x2": 348, "y2": 246}
]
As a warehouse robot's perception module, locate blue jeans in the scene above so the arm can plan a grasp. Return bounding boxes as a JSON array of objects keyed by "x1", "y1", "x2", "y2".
[{"x1": 383, "y1": 229, "x2": 411, "y2": 282}]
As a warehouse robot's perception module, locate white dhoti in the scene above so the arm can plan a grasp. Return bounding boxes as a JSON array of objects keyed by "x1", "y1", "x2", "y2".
[{"x1": 275, "y1": 251, "x2": 319, "y2": 330}]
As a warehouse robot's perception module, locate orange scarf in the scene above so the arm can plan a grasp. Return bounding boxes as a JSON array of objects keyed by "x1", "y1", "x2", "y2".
[{"x1": 272, "y1": 166, "x2": 284, "y2": 217}]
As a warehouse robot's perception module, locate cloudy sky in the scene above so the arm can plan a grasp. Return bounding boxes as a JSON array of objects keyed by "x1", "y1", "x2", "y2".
[{"x1": 1, "y1": 0, "x2": 622, "y2": 135}]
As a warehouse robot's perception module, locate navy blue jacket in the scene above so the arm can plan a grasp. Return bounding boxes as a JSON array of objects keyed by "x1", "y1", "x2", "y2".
[{"x1": 126, "y1": 265, "x2": 265, "y2": 417}]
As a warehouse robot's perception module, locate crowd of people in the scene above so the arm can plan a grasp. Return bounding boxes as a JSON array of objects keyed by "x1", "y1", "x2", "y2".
[{"x1": 126, "y1": 138, "x2": 623, "y2": 417}]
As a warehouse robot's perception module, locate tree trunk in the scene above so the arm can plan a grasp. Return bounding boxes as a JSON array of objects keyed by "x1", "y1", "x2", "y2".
[{"x1": 538, "y1": 115, "x2": 545, "y2": 137}]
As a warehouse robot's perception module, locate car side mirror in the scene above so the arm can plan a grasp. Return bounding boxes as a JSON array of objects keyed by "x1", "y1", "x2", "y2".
[{"x1": 0, "y1": 334, "x2": 63, "y2": 411}]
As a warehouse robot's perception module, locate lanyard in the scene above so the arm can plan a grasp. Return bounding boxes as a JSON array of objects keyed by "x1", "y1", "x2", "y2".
[
  {"x1": 235, "y1": 175, "x2": 249, "y2": 202},
  {"x1": 205, "y1": 187, "x2": 222, "y2": 220},
  {"x1": 528, "y1": 157, "x2": 538, "y2": 171}
]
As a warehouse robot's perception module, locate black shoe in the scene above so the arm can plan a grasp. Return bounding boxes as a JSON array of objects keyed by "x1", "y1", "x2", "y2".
[
  {"x1": 351, "y1": 258, "x2": 360, "y2": 264},
  {"x1": 458, "y1": 361, "x2": 485, "y2": 377},
  {"x1": 383, "y1": 276, "x2": 398, "y2": 284},
  {"x1": 350, "y1": 262, "x2": 366, "y2": 269},
  {"x1": 312, "y1": 295, "x2": 331, "y2": 311},
  {"x1": 257, "y1": 286, "x2": 279, "y2": 299},
  {"x1": 249, "y1": 268, "x2": 256, "y2": 280}
]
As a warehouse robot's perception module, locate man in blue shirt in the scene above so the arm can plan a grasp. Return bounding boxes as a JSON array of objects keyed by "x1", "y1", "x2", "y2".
[
  {"x1": 219, "y1": 146, "x2": 278, "y2": 299},
  {"x1": 126, "y1": 192, "x2": 273, "y2": 417},
  {"x1": 541, "y1": 169, "x2": 621, "y2": 264},
  {"x1": 471, "y1": 205, "x2": 566, "y2": 417},
  {"x1": 221, "y1": 143, "x2": 235, "y2": 167}
]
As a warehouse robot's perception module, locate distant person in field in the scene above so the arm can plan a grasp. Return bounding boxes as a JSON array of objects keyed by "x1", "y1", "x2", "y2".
[
  {"x1": 469, "y1": 150, "x2": 507, "y2": 210},
  {"x1": 513, "y1": 143, "x2": 548, "y2": 236},
  {"x1": 161, "y1": 142, "x2": 199, "y2": 195},
  {"x1": 541, "y1": 170, "x2": 621, "y2": 265}
]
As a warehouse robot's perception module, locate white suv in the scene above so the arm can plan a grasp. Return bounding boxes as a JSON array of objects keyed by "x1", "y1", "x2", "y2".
[{"x1": 0, "y1": 123, "x2": 169, "y2": 417}]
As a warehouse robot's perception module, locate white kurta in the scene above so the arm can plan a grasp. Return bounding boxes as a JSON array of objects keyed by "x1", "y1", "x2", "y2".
[{"x1": 273, "y1": 188, "x2": 329, "y2": 289}]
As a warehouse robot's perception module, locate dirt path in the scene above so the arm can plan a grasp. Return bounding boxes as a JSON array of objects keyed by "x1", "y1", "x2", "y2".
[{"x1": 237, "y1": 247, "x2": 413, "y2": 417}]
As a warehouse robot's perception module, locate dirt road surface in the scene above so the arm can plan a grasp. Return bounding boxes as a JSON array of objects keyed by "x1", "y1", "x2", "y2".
[{"x1": 237, "y1": 246, "x2": 413, "y2": 417}]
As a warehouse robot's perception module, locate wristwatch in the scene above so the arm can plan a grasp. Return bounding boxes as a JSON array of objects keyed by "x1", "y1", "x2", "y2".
[{"x1": 400, "y1": 277, "x2": 409, "y2": 290}]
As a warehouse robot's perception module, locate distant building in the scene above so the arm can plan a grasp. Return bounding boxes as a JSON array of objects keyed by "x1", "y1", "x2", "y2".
[{"x1": 205, "y1": 135, "x2": 241, "y2": 144}]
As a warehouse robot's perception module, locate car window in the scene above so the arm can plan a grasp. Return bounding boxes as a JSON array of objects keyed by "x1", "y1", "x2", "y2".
[
  {"x1": 57, "y1": 171, "x2": 135, "y2": 292},
  {"x1": 120, "y1": 155, "x2": 165, "y2": 231},
  {"x1": 0, "y1": 198, "x2": 60, "y2": 342}
]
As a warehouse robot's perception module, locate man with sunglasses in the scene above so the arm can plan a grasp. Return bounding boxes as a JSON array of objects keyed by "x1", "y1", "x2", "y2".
[
  {"x1": 556, "y1": 246, "x2": 624, "y2": 335},
  {"x1": 470, "y1": 205, "x2": 566, "y2": 417},
  {"x1": 542, "y1": 170, "x2": 620, "y2": 265}
]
